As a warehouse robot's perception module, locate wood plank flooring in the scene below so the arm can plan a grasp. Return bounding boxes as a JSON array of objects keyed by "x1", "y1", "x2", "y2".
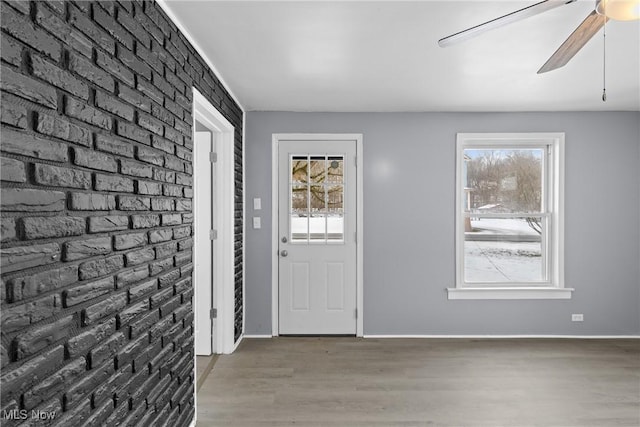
[
  {"x1": 196, "y1": 337, "x2": 640, "y2": 426},
  {"x1": 196, "y1": 355, "x2": 218, "y2": 392}
]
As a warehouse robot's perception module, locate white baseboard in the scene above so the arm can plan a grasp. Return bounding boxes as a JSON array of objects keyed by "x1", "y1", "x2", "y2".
[
  {"x1": 363, "y1": 335, "x2": 640, "y2": 339},
  {"x1": 229, "y1": 335, "x2": 244, "y2": 353},
  {"x1": 242, "y1": 334, "x2": 639, "y2": 339}
]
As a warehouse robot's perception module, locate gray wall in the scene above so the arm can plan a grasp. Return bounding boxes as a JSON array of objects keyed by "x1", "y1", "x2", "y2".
[{"x1": 245, "y1": 111, "x2": 640, "y2": 336}]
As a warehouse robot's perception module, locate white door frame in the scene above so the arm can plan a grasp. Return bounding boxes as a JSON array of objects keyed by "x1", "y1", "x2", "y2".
[
  {"x1": 192, "y1": 88, "x2": 236, "y2": 354},
  {"x1": 271, "y1": 133, "x2": 364, "y2": 337},
  {"x1": 193, "y1": 130, "x2": 214, "y2": 355}
]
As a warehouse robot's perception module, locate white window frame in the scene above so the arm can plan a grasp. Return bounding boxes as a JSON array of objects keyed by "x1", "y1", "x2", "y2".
[{"x1": 448, "y1": 132, "x2": 573, "y2": 300}]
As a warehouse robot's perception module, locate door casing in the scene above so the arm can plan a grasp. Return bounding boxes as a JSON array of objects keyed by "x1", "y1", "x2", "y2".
[
  {"x1": 192, "y1": 88, "x2": 237, "y2": 354},
  {"x1": 271, "y1": 133, "x2": 364, "y2": 337},
  {"x1": 193, "y1": 130, "x2": 215, "y2": 355}
]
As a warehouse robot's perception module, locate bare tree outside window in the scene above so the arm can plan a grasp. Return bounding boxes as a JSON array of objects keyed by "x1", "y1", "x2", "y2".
[
  {"x1": 291, "y1": 158, "x2": 344, "y2": 209},
  {"x1": 290, "y1": 156, "x2": 345, "y2": 242},
  {"x1": 466, "y1": 149, "x2": 542, "y2": 234}
]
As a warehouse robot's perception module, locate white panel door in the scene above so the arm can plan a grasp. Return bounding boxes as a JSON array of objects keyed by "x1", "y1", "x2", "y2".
[
  {"x1": 194, "y1": 131, "x2": 215, "y2": 355},
  {"x1": 278, "y1": 140, "x2": 357, "y2": 334}
]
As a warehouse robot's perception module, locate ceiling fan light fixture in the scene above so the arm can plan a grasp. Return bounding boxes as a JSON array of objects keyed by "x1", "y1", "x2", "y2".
[{"x1": 596, "y1": 0, "x2": 640, "y2": 21}]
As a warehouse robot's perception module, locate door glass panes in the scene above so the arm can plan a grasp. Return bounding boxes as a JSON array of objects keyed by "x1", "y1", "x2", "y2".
[
  {"x1": 291, "y1": 183, "x2": 308, "y2": 241},
  {"x1": 290, "y1": 154, "x2": 345, "y2": 243},
  {"x1": 327, "y1": 215, "x2": 344, "y2": 241},
  {"x1": 327, "y1": 185, "x2": 344, "y2": 242},
  {"x1": 310, "y1": 185, "x2": 325, "y2": 211},
  {"x1": 327, "y1": 157, "x2": 343, "y2": 183},
  {"x1": 309, "y1": 157, "x2": 325, "y2": 184},
  {"x1": 327, "y1": 185, "x2": 343, "y2": 210},
  {"x1": 291, "y1": 157, "x2": 308, "y2": 183},
  {"x1": 291, "y1": 184, "x2": 308, "y2": 211}
]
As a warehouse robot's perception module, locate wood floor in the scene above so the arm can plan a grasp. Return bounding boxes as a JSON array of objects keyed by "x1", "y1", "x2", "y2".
[
  {"x1": 196, "y1": 355, "x2": 218, "y2": 391},
  {"x1": 196, "y1": 337, "x2": 640, "y2": 426}
]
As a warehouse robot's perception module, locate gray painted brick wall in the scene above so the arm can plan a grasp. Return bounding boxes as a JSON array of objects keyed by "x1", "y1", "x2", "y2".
[{"x1": 0, "y1": 0, "x2": 244, "y2": 425}]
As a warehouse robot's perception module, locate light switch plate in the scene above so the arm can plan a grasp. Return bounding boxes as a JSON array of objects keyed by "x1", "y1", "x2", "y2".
[
  {"x1": 253, "y1": 217, "x2": 261, "y2": 229},
  {"x1": 253, "y1": 198, "x2": 261, "y2": 210}
]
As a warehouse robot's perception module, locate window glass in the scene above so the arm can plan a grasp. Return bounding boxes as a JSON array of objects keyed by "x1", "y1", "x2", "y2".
[
  {"x1": 464, "y1": 217, "x2": 545, "y2": 283},
  {"x1": 463, "y1": 148, "x2": 546, "y2": 283},
  {"x1": 459, "y1": 140, "x2": 557, "y2": 286},
  {"x1": 464, "y1": 148, "x2": 543, "y2": 214}
]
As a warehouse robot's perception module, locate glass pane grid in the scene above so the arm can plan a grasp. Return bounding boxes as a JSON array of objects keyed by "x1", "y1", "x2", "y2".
[{"x1": 289, "y1": 154, "x2": 345, "y2": 243}]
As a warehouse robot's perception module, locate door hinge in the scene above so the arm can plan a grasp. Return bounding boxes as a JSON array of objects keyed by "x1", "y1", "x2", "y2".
[
  {"x1": 354, "y1": 155, "x2": 357, "y2": 167},
  {"x1": 210, "y1": 229, "x2": 218, "y2": 240},
  {"x1": 354, "y1": 231, "x2": 357, "y2": 243},
  {"x1": 355, "y1": 308, "x2": 358, "y2": 319},
  {"x1": 210, "y1": 152, "x2": 218, "y2": 163},
  {"x1": 210, "y1": 308, "x2": 217, "y2": 319}
]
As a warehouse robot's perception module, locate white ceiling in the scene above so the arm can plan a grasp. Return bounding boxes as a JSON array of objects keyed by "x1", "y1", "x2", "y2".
[{"x1": 163, "y1": 0, "x2": 640, "y2": 112}]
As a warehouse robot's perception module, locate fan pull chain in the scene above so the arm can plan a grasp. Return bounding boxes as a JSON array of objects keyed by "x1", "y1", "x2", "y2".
[{"x1": 602, "y1": 14, "x2": 607, "y2": 102}]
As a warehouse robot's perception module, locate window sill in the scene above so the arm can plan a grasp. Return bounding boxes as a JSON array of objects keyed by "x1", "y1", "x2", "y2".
[{"x1": 447, "y1": 287, "x2": 574, "y2": 300}]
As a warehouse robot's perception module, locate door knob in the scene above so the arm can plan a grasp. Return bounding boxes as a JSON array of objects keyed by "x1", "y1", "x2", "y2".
[{"x1": 280, "y1": 250, "x2": 288, "y2": 257}]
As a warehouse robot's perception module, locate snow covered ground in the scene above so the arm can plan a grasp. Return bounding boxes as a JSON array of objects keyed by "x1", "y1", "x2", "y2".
[
  {"x1": 291, "y1": 215, "x2": 344, "y2": 242},
  {"x1": 465, "y1": 218, "x2": 544, "y2": 283},
  {"x1": 468, "y1": 217, "x2": 540, "y2": 236},
  {"x1": 288, "y1": 216, "x2": 544, "y2": 282}
]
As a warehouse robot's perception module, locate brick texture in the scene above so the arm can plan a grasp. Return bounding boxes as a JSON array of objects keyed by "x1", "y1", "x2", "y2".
[{"x1": 0, "y1": 1, "x2": 243, "y2": 426}]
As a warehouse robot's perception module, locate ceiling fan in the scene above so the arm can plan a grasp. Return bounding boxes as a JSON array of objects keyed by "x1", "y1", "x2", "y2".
[{"x1": 438, "y1": 0, "x2": 640, "y2": 74}]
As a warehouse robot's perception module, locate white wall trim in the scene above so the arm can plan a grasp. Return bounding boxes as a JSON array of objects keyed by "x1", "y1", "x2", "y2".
[
  {"x1": 193, "y1": 88, "x2": 236, "y2": 355},
  {"x1": 192, "y1": 129, "x2": 213, "y2": 355},
  {"x1": 156, "y1": 0, "x2": 244, "y2": 110},
  {"x1": 271, "y1": 133, "x2": 364, "y2": 337},
  {"x1": 363, "y1": 335, "x2": 640, "y2": 339},
  {"x1": 241, "y1": 111, "x2": 247, "y2": 339},
  {"x1": 241, "y1": 335, "x2": 640, "y2": 339},
  {"x1": 270, "y1": 138, "x2": 279, "y2": 337},
  {"x1": 447, "y1": 287, "x2": 574, "y2": 300},
  {"x1": 356, "y1": 141, "x2": 364, "y2": 336},
  {"x1": 231, "y1": 334, "x2": 244, "y2": 353}
]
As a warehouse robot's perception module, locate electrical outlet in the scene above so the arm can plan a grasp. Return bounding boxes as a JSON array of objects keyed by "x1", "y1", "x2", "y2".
[
  {"x1": 253, "y1": 217, "x2": 261, "y2": 229},
  {"x1": 571, "y1": 314, "x2": 584, "y2": 322}
]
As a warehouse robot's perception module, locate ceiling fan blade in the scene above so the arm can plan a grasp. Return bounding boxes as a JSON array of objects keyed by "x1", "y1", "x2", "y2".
[
  {"x1": 538, "y1": 10, "x2": 609, "y2": 74},
  {"x1": 438, "y1": 0, "x2": 577, "y2": 47}
]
